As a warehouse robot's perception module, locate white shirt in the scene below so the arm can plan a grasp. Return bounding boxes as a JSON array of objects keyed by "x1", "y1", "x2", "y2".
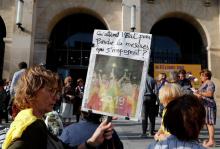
[{"x1": 10, "y1": 69, "x2": 26, "y2": 97}]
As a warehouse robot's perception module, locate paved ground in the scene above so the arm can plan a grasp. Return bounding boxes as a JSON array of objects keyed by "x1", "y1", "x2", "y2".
[
  {"x1": 1, "y1": 116, "x2": 219, "y2": 149},
  {"x1": 114, "y1": 117, "x2": 220, "y2": 149},
  {"x1": 114, "y1": 119, "x2": 153, "y2": 149}
]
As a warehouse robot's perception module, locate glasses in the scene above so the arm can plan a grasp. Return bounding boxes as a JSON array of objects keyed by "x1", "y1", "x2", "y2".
[{"x1": 46, "y1": 87, "x2": 61, "y2": 97}]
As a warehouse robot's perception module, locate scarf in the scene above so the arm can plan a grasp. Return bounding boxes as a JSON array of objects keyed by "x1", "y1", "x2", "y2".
[{"x1": 2, "y1": 108, "x2": 37, "y2": 149}]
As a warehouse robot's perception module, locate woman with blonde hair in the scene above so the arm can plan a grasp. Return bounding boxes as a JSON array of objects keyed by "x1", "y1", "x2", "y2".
[
  {"x1": 3, "y1": 65, "x2": 113, "y2": 149},
  {"x1": 154, "y1": 83, "x2": 183, "y2": 141},
  {"x1": 148, "y1": 95, "x2": 206, "y2": 149}
]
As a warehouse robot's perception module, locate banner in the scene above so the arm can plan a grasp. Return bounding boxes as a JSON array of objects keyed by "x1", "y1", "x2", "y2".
[
  {"x1": 154, "y1": 63, "x2": 201, "y2": 88},
  {"x1": 81, "y1": 30, "x2": 152, "y2": 121}
]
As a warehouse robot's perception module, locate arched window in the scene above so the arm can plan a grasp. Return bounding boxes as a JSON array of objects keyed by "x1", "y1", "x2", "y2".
[{"x1": 149, "y1": 18, "x2": 207, "y2": 75}]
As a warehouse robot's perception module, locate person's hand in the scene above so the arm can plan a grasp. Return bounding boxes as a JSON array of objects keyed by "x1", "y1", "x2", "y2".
[
  {"x1": 154, "y1": 132, "x2": 168, "y2": 141},
  {"x1": 193, "y1": 92, "x2": 202, "y2": 99},
  {"x1": 86, "y1": 119, "x2": 113, "y2": 147},
  {"x1": 190, "y1": 88, "x2": 197, "y2": 93},
  {"x1": 154, "y1": 132, "x2": 160, "y2": 141}
]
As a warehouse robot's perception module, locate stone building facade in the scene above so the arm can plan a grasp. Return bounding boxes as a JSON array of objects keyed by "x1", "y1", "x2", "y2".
[{"x1": 0, "y1": 0, "x2": 220, "y2": 114}]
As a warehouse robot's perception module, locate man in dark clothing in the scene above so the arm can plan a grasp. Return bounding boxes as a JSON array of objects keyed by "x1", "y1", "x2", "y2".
[
  {"x1": 0, "y1": 79, "x2": 8, "y2": 123},
  {"x1": 177, "y1": 69, "x2": 192, "y2": 95},
  {"x1": 60, "y1": 111, "x2": 123, "y2": 149},
  {"x1": 141, "y1": 75, "x2": 158, "y2": 137}
]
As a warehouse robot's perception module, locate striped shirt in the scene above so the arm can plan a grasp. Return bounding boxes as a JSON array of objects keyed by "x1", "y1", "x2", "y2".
[
  {"x1": 0, "y1": 127, "x2": 9, "y2": 148},
  {"x1": 147, "y1": 135, "x2": 205, "y2": 149}
]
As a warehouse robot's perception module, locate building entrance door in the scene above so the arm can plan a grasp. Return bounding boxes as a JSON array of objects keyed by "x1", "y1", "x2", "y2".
[
  {"x1": 149, "y1": 17, "x2": 207, "y2": 76},
  {"x1": 47, "y1": 13, "x2": 107, "y2": 83},
  {"x1": 0, "y1": 17, "x2": 6, "y2": 79}
]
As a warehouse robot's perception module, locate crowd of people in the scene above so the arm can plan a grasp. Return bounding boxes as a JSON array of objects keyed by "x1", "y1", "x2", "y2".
[
  {"x1": 142, "y1": 69, "x2": 217, "y2": 148},
  {"x1": 1, "y1": 65, "x2": 115, "y2": 149},
  {"x1": 0, "y1": 61, "x2": 217, "y2": 149}
]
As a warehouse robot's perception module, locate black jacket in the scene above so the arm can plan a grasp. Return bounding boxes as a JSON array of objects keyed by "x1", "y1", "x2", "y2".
[{"x1": 8, "y1": 119, "x2": 76, "y2": 149}]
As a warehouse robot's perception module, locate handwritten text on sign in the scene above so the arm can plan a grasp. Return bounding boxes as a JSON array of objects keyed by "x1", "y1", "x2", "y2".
[{"x1": 92, "y1": 30, "x2": 152, "y2": 60}]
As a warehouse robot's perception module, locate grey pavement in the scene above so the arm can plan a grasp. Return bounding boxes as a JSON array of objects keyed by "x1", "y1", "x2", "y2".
[
  {"x1": 1, "y1": 116, "x2": 220, "y2": 149},
  {"x1": 114, "y1": 117, "x2": 220, "y2": 149}
]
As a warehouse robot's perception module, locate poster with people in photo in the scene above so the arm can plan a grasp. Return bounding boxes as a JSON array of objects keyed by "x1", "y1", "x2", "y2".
[{"x1": 81, "y1": 29, "x2": 152, "y2": 121}]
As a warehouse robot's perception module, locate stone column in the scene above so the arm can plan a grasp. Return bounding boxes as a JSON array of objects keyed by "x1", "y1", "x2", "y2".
[
  {"x1": 209, "y1": 48, "x2": 220, "y2": 116},
  {"x1": 2, "y1": 37, "x2": 13, "y2": 79}
]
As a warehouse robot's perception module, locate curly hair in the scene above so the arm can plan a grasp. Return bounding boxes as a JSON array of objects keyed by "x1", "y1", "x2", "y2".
[
  {"x1": 14, "y1": 65, "x2": 62, "y2": 110},
  {"x1": 178, "y1": 69, "x2": 186, "y2": 75},
  {"x1": 200, "y1": 69, "x2": 212, "y2": 80}
]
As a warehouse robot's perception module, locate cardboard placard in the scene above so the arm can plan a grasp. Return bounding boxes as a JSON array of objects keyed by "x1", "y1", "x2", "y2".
[{"x1": 81, "y1": 30, "x2": 152, "y2": 121}]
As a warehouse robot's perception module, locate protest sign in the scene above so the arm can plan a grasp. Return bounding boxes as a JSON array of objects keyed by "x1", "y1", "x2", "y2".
[{"x1": 81, "y1": 29, "x2": 152, "y2": 121}]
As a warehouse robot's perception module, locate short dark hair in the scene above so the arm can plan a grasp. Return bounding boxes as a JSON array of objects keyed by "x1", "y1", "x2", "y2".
[
  {"x1": 18, "y1": 62, "x2": 27, "y2": 69},
  {"x1": 200, "y1": 69, "x2": 212, "y2": 80},
  {"x1": 178, "y1": 69, "x2": 186, "y2": 75},
  {"x1": 160, "y1": 72, "x2": 167, "y2": 79},
  {"x1": 163, "y1": 94, "x2": 205, "y2": 141},
  {"x1": 81, "y1": 111, "x2": 102, "y2": 124}
]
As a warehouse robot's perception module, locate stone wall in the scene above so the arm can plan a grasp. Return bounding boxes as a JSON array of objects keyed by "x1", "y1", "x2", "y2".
[
  {"x1": 33, "y1": 0, "x2": 123, "y2": 65},
  {"x1": 1, "y1": 0, "x2": 35, "y2": 78},
  {"x1": 140, "y1": 0, "x2": 220, "y2": 116},
  {"x1": 1, "y1": 0, "x2": 15, "y2": 79},
  {"x1": 1, "y1": 0, "x2": 220, "y2": 115}
]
